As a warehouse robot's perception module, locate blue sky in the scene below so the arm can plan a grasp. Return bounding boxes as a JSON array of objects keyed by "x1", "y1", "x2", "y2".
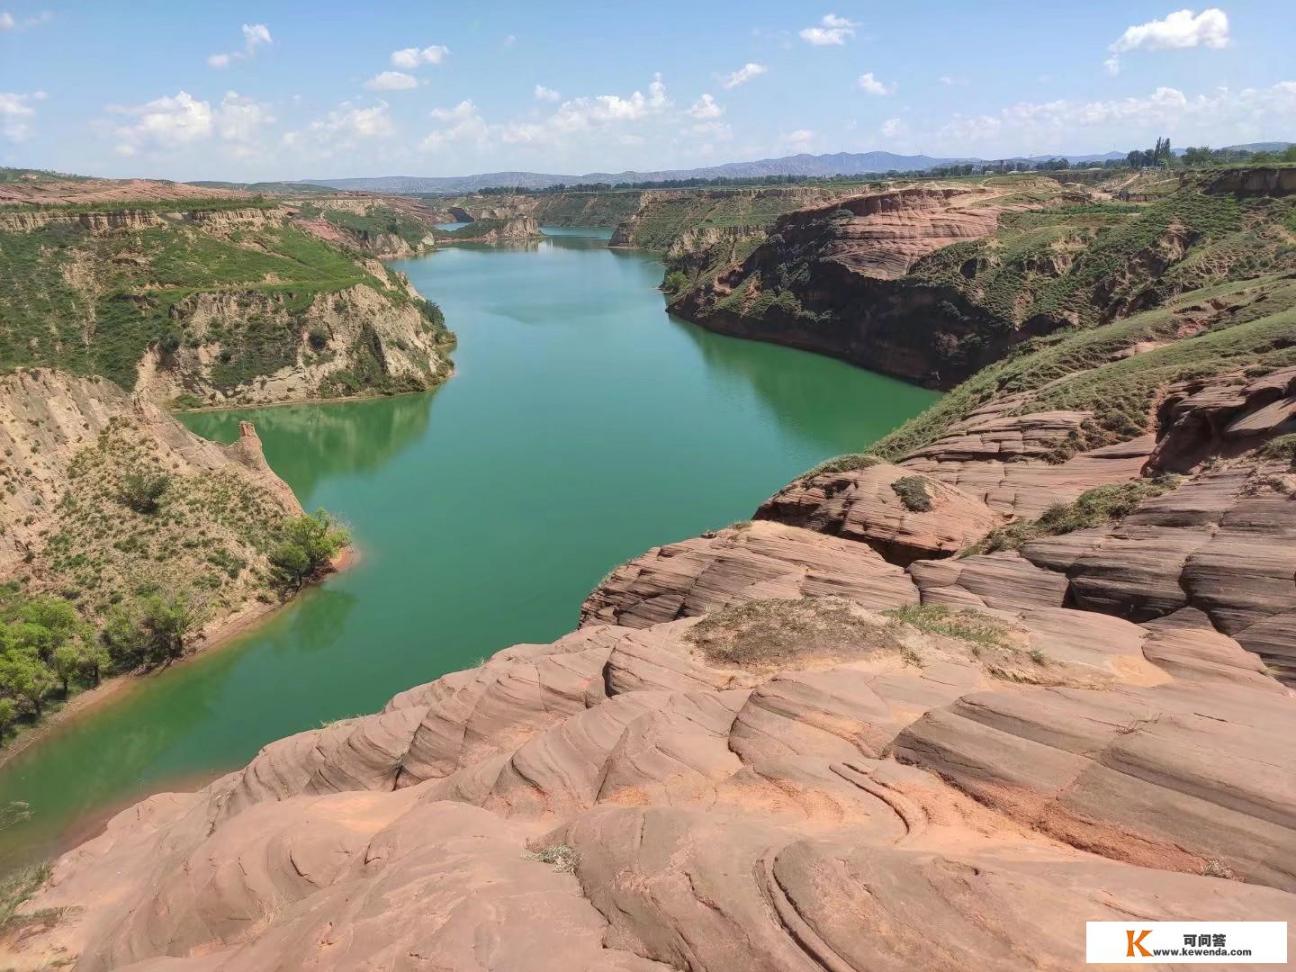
[{"x1": 1, "y1": 2, "x2": 1293, "y2": 180}]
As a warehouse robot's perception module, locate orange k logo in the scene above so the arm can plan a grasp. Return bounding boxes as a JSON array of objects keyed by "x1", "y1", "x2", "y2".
[{"x1": 1126, "y1": 928, "x2": 1152, "y2": 958}]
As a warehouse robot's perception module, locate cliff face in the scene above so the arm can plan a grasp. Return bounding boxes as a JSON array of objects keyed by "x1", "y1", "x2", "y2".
[
  {"x1": 439, "y1": 215, "x2": 543, "y2": 245},
  {"x1": 669, "y1": 173, "x2": 1296, "y2": 387},
  {"x1": 289, "y1": 195, "x2": 449, "y2": 259},
  {"x1": 0, "y1": 369, "x2": 300, "y2": 631},
  {"x1": 0, "y1": 203, "x2": 455, "y2": 407}
]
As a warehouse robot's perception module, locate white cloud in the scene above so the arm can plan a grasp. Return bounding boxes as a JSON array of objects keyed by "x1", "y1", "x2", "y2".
[
  {"x1": 922, "y1": 81, "x2": 1296, "y2": 156},
  {"x1": 534, "y1": 84, "x2": 561, "y2": 102},
  {"x1": 109, "y1": 91, "x2": 213, "y2": 154},
  {"x1": 106, "y1": 90, "x2": 275, "y2": 157},
  {"x1": 549, "y1": 74, "x2": 670, "y2": 133},
  {"x1": 1105, "y1": 8, "x2": 1229, "y2": 74},
  {"x1": 421, "y1": 99, "x2": 490, "y2": 151},
  {"x1": 503, "y1": 34, "x2": 517, "y2": 47},
  {"x1": 390, "y1": 45, "x2": 449, "y2": 69},
  {"x1": 782, "y1": 128, "x2": 816, "y2": 148},
  {"x1": 0, "y1": 90, "x2": 45, "y2": 141},
  {"x1": 939, "y1": 75, "x2": 967, "y2": 87},
  {"x1": 421, "y1": 75, "x2": 673, "y2": 154},
  {"x1": 283, "y1": 100, "x2": 395, "y2": 158},
  {"x1": 687, "y1": 94, "x2": 723, "y2": 119},
  {"x1": 214, "y1": 92, "x2": 275, "y2": 144},
  {"x1": 208, "y1": 22, "x2": 272, "y2": 69},
  {"x1": 857, "y1": 72, "x2": 895, "y2": 96},
  {"x1": 365, "y1": 70, "x2": 419, "y2": 91},
  {"x1": 880, "y1": 117, "x2": 908, "y2": 139},
  {"x1": 242, "y1": 23, "x2": 271, "y2": 48},
  {"x1": 799, "y1": 13, "x2": 858, "y2": 46},
  {"x1": 1, "y1": 10, "x2": 52, "y2": 31},
  {"x1": 720, "y1": 62, "x2": 767, "y2": 89}
]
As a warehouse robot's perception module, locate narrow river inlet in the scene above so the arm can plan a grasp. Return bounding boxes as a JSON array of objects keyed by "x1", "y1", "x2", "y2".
[{"x1": 0, "y1": 230, "x2": 938, "y2": 868}]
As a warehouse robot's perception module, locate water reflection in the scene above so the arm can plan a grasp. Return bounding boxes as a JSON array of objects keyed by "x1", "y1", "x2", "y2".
[{"x1": 183, "y1": 390, "x2": 438, "y2": 504}]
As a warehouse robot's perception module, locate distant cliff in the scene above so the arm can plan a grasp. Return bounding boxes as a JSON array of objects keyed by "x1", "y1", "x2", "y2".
[
  {"x1": 668, "y1": 171, "x2": 1296, "y2": 387},
  {"x1": 0, "y1": 197, "x2": 455, "y2": 408}
]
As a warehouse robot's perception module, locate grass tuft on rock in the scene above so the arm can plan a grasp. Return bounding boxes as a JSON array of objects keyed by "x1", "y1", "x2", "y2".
[
  {"x1": 884, "y1": 604, "x2": 1011, "y2": 650},
  {"x1": 891, "y1": 475, "x2": 934, "y2": 512},
  {"x1": 968, "y1": 476, "x2": 1180, "y2": 554},
  {"x1": 526, "y1": 844, "x2": 578, "y2": 873}
]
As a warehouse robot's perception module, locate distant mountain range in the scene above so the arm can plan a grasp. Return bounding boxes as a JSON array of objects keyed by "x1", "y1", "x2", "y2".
[{"x1": 300, "y1": 144, "x2": 1292, "y2": 195}]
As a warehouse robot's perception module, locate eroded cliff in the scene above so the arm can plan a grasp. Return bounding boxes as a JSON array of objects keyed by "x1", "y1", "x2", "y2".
[
  {"x1": 0, "y1": 368, "x2": 301, "y2": 636},
  {"x1": 1, "y1": 186, "x2": 455, "y2": 407}
]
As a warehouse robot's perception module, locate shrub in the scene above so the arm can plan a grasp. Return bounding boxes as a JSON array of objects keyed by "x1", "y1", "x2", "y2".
[
  {"x1": 118, "y1": 470, "x2": 170, "y2": 514},
  {"x1": 306, "y1": 325, "x2": 329, "y2": 350},
  {"x1": 662, "y1": 270, "x2": 689, "y2": 294},
  {"x1": 527, "y1": 844, "x2": 578, "y2": 873}
]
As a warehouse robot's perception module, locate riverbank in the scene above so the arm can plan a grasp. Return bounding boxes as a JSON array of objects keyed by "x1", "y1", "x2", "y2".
[{"x1": 0, "y1": 547, "x2": 356, "y2": 774}]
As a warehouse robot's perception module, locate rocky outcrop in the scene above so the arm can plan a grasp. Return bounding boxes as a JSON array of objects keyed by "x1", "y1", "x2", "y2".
[
  {"x1": 579, "y1": 520, "x2": 917, "y2": 628},
  {"x1": 2, "y1": 201, "x2": 456, "y2": 407},
  {"x1": 668, "y1": 186, "x2": 1020, "y2": 387},
  {"x1": 1206, "y1": 166, "x2": 1296, "y2": 196},
  {"x1": 10, "y1": 548, "x2": 1296, "y2": 969},
  {"x1": 756, "y1": 460, "x2": 1004, "y2": 564}
]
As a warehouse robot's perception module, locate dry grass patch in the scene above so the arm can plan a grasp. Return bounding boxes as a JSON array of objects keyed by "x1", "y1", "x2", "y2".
[{"x1": 685, "y1": 597, "x2": 901, "y2": 671}]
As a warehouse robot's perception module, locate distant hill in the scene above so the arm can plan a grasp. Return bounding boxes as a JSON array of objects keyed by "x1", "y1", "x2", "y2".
[
  {"x1": 303, "y1": 151, "x2": 977, "y2": 195},
  {"x1": 189, "y1": 180, "x2": 339, "y2": 195},
  {"x1": 1219, "y1": 142, "x2": 1293, "y2": 153}
]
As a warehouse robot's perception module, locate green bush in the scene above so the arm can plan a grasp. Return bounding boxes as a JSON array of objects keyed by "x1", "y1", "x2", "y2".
[
  {"x1": 101, "y1": 592, "x2": 202, "y2": 667},
  {"x1": 268, "y1": 511, "x2": 349, "y2": 591},
  {"x1": 118, "y1": 470, "x2": 170, "y2": 514}
]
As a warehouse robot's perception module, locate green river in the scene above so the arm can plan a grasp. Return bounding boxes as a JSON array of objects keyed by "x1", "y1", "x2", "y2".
[{"x1": 0, "y1": 229, "x2": 937, "y2": 868}]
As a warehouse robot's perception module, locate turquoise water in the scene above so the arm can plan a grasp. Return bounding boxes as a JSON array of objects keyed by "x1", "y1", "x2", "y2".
[{"x1": 0, "y1": 230, "x2": 937, "y2": 867}]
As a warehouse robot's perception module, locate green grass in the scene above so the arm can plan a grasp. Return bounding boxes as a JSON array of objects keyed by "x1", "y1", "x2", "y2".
[
  {"x1": 320, "y1": 206, "x2": 432, "y2": 249},
  {"x1": 1259, "y1": 433, "x2": 1296, "y2": 467},
  {"x1": 799, "y1": 453, "x2": 884, "y2": 478},
  {"x1": 969, "y1": 477, "x2": 1181, "y2": 554},
  {"x1": 0, "y1": 861, "x2": 49, "y2": 930},
  {"x1": 0, "y1": 219, "x2": 391, "y2": 390},
  {"x1": 884, "y1": 604, "x2": 1010, "y2": 649},
  {"x1": 872, "y1": 274, "x2": 1296, "y2": 460}
]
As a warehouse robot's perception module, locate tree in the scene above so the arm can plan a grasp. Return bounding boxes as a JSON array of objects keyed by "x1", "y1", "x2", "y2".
[
  {"x1": 12, "y1": 596, "x2": 88, "y2": 662},
  {"x1": 51, "y1": 642, "x2": 82, "y2": 695},
  {"x1": 269, "y1": 511, "x2": 350, "y2": 591},
  {"x1": 0, "y1": 698, "x2": 16, "y2": 737},
  {"x1": 118, "y1": 469, "x2": 170, "y2": 514},
  {"x1": 0, "y1": 653, "x2": 56, "y2": 717},
  {"x1": 102, "y1": 592, "x2": 203, "y2": 666}
]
